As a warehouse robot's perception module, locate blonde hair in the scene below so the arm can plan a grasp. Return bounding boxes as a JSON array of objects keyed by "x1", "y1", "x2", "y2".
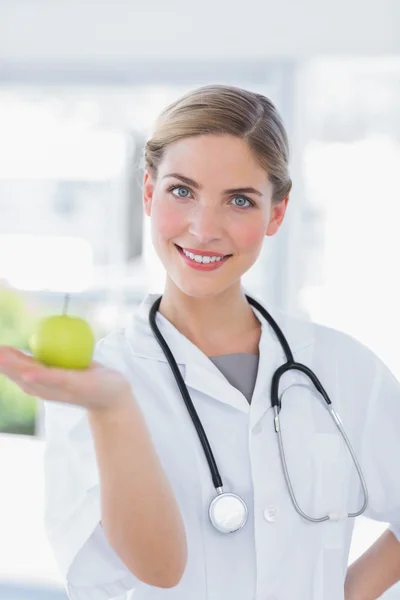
[{"x1": 145, "y1": 84, "x2": 292, "y2": 204}]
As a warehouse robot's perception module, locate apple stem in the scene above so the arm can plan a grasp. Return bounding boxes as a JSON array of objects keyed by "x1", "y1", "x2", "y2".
[{"x1": 63, "y1": 293, "x2": 70, "y2": 315}]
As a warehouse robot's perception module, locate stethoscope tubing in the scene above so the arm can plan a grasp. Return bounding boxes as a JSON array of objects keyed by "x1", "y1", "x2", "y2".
[
  {"x1": 149, "y1": 296, "x2": 223, "y2": 489},
  {"x1": 149, "y1": 294, "x2": 369, "y2": 523}
]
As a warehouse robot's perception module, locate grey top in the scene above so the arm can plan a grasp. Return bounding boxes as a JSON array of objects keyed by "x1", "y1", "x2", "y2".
[{"x1": 209, "y1": 353, "x2": 259, "y2": 404}]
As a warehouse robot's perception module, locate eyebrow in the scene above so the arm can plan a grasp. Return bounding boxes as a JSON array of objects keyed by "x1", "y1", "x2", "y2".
[{"x1": 162, "y1": 172, "x2": 263, "y2": 197}]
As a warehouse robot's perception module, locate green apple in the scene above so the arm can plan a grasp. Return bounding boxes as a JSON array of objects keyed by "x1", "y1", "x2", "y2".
[{"x1": 29, "y1": 311, "x2": 95, "y2": 370}]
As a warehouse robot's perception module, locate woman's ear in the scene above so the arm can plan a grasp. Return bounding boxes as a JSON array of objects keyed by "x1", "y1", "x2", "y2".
[
  {"x1": 266, "y1": 196, "x2": 290, "y2": 237},
  {"x1": 143, "y1": 170, "x2": 155, "y2": 217}
]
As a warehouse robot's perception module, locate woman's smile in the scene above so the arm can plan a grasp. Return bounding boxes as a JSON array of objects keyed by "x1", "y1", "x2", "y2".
[{"x1": 174, "y1": 244, "x2": 232, "y2": 271}]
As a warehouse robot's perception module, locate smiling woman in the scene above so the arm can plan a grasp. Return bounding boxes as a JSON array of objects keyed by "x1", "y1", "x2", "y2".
[
  {"x1": 7, "y1": 83, "x2": 400, "y2": 600},
  {"x1": 142, "y1": 85, "x2": 291, "y2": 309}
]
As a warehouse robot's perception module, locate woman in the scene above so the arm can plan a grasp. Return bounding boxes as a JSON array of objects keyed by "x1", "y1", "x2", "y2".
[{"x1": 1, "y1": 85, "x2": 400, "y2": 600}]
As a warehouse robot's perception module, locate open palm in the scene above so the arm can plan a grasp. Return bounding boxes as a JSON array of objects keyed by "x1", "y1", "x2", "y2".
[{"x1": 0, "y1": 345, "x2": 133, "y2": 411}]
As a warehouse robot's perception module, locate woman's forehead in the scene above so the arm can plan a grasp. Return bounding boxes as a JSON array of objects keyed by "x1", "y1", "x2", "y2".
[{"x1": 158, "y1": 135, "x2": 271, "y2": 189}]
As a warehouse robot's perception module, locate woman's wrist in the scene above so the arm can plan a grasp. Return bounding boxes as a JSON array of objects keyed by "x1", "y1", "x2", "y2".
[{"x1": 87, "y1": 391, "x2": 136, "y2": 421}]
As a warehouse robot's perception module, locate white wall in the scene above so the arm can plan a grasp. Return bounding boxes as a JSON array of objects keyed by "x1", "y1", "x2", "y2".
[{"x1": 1, "y1": 0, "x2": 400, "y2": 65}]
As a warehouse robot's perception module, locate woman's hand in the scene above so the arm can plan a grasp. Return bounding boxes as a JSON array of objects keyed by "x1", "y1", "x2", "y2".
[{"x1": 0, "y1": 345, "x2": 133, "y2": 412}]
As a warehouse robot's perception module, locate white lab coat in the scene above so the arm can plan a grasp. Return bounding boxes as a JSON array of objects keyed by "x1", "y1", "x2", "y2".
[{"x1": 43, "y1": 292, "x2": 400, "y2": 600}]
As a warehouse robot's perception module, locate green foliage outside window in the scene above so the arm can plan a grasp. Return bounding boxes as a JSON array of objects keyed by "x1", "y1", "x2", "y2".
[{"x1": 0, "y1": 283, "x2": 39, "y2": 435}]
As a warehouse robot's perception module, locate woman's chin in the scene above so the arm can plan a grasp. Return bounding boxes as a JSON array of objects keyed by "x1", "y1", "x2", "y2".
[
  {"x1": 177, "y1": 283, "x2": 222, "y2": 299},
  {"x1": 171, "y1": 274, "x2": 237, "y2": 300}
]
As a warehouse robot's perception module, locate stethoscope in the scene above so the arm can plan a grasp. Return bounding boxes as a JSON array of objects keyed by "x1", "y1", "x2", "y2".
[{"x1": 149, "y1": 294, "x2": 369, "y2": 533}]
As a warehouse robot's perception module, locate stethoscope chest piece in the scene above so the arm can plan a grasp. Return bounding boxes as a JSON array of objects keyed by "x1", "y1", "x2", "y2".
[{"x1": 208, "y1": 492, "x2": 248, "y2": 533}]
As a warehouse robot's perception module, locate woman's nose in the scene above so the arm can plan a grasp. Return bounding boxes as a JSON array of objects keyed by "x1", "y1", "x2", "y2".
[{"x1": 188, "y1": 206, "x2": 222, "y2": 244}]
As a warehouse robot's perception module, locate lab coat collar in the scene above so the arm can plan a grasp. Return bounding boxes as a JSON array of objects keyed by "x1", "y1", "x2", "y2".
[{"x1": 124, "y1": 292, "x2": 315, "y2": 414}]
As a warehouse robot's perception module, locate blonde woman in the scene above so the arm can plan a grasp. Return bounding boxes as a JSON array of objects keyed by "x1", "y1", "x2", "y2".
[{"x1": 1, "y1": 85, "x2": 400, "y2": 599}]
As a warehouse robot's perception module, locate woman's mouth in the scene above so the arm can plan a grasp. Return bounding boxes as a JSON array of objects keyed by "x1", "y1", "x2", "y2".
[{"x1": 174, "y1": 244, "x2": 232, "y2": 271}]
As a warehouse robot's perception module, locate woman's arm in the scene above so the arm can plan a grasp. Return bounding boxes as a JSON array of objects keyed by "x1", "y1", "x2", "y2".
[
  {"x1": 0, "y1": 345, "x2": 188, "y2": 589},
  {"x1": 345, "y1": 529, "x2": 400, "y2": 600},
  {"x1": 88, "y1": 399, "x2": 188, "y2": 589}
]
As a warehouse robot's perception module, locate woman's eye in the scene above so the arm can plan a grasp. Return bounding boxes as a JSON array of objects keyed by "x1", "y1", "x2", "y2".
[
  {"x1": 231, "y1": 196, "x2": 252, "y2": 208},
  {"x1": 170, "y1": 186, "x2": 192, "y2": 198}
]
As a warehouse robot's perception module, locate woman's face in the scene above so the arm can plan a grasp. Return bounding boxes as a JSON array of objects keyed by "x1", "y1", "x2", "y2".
[{"x1": 143, "y1": 134, "x2": 289, "y2": 298}]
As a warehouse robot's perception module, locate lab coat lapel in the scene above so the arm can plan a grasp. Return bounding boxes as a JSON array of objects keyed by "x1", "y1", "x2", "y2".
[
  {"x1": 155, "y1": 308, "x2": 251, "y2": 413},
  {"x1": 125, "y1": 293, "x2": 250, "y2": 413},
  {"x1": 184, "y1": 359, "x2": 250, "y2": 413}
]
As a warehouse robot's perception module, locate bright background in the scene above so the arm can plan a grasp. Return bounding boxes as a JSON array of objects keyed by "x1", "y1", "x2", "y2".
[{"x1": 1, "y1": 1, "x2": 400, "y2": 598}]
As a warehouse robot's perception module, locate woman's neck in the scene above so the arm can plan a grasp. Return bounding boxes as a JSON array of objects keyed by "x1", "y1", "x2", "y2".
[{"x1": 158, "y1": 280, "x2": 261, "y2": 356}]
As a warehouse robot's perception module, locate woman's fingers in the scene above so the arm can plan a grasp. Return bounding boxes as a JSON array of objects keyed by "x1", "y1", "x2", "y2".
[
  {"x1": 0, "y1": 346, "x2": 40, "y2": 372},
  {"x1": 0, "y1": 347, "x2": 50, "y2": 385},
  {"x1": 2, "y1": 364, "x2": 85, "y2": 404},
  {"x1": 0, "y1": 345, "x2": 81, "y2": 401},
  {"x1": 0, "y1": 345, "x2": 95, "y2": 383}
]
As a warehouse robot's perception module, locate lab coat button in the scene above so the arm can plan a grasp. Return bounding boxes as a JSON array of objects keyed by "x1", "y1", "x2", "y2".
[
  {"x1": 263, "y1": 505, "x2": 278, "y2": 522},
  {"x1": 252, "y1": 422, "x2": 262, "y2": 435}
]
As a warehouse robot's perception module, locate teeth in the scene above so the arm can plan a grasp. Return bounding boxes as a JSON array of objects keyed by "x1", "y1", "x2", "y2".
[{"x1": 182, "y1": 248, "x2": 224, "y2": 263}]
